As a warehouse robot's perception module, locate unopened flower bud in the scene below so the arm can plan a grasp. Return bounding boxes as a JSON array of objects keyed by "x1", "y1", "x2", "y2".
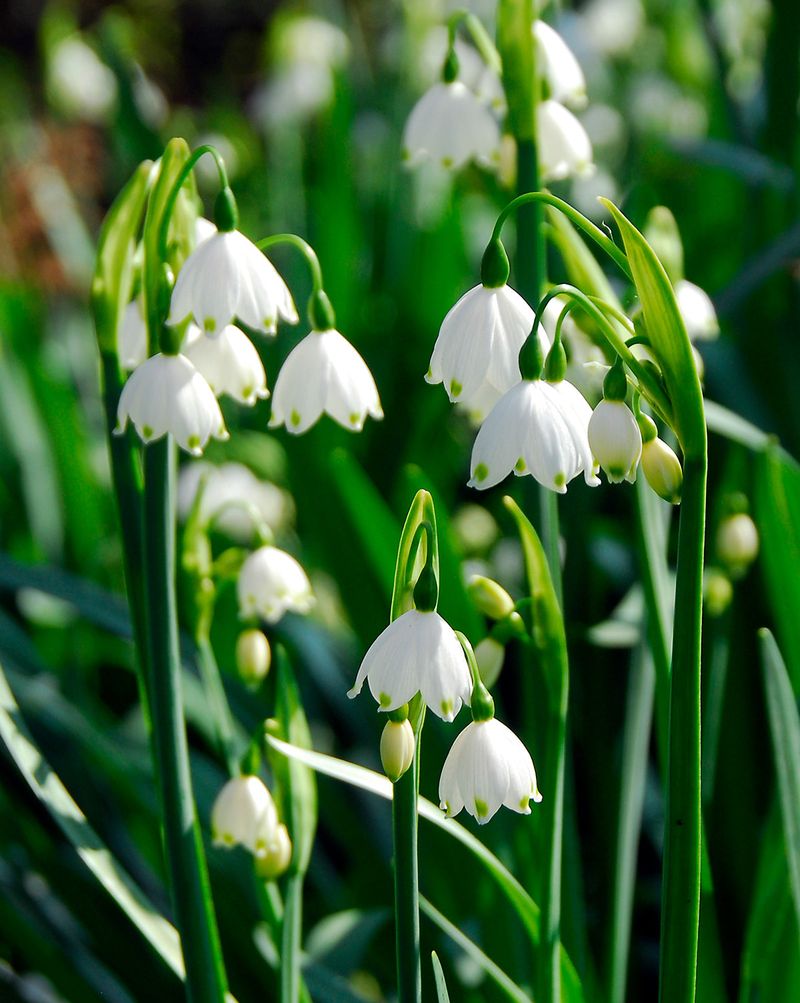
[
  {"x1": 704, "y1": 567, "x2": 733, "y2": 617},
  {"x1": 716, "y1": 513, "x2": 759, "y2": 578},
  {"x1": 236, "y1": 629, "x2": 272, "y2": 684},
  {"x1": 255, "y1": 823, "x2": 293, "y2": 880},
  {"x1": 475, "y1": 637, "x2": 505, "y2": 689},
  {"x1": 468, "y1": 575, "x2": 515, "y2": 620},
  {"x1": 380, "y1": 719, "x2": 415, "y2": 783},
  {"x1": 641, "y1": 438, "x2": 683, "y2": 504}
]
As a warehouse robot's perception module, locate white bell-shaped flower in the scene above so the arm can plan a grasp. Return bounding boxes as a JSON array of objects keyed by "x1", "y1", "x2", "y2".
[
  {"x1": 534, "y1": 21, "x2": 587, "y2": 108},
  {"x1": 182, "y1": 324, "x2": 269, "y2": 405},
  {"x1": 348, "y1": 609, "x2": 472, "y2": 722},
  {"x1": 402, "y1": 81, "x2": 501, "y2": 171},
  {"x1": 195, "y1": 216, "x2": 217, "y2": 246},
  {"x1": 269, "y1": 328, "x2": 383, "y2": 434},
  {"x1": 237, "y1": 545, "x2": 314, "y2": 623},
  {"x1": 469, "y1": 376, "x2": 600, "y2": 492},
  {"x1": 588, "y1": 400, "x2": 642, "y2": 483},
  {"x1": 211, "y1": 775, "x2": 279, "y2": 854},
  {"x1": 427, "y1": 285, "x2": 551, "y2": 406},
  {"x1": 538, "y1": 99, "x2": 594, "y2": 182},
  {"x1": 115, "y1": 353, "x2": 228, "y2": 456},
  {"x1": 118, "y1": 298, "x2": 147, "y2": 370},
  {"x1": 170, "y1": 229, "x2": 298, "y2": 336},
  {"x1": 439, "y1": 718, "x2": 542, "y2": 823},
  {"x1": 177, "y1": 462, "x2": 292, "y2": 540},
  {"x1": 675, "y1": 279, "x2": 719, "y2": 341}
]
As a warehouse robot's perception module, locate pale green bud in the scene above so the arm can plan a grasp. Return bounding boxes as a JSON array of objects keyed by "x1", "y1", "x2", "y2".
[
  {"x1": 641, "y1": 437, "x2": 683, "y2": 504},
  {"x1": 236, "y1": 629, "x2": 272, "y2": 684},
  {"x1": 255, "y1": 822, "x2": 292, "y2": 880},
  {"x1": 716, "y1": 513, "x2": 759, "y2": 578},
  {"x1": 704, "y1": 567, "x2": 733, "y2": 617},
  {"x1": 380, "y1": 719, "x2": 415, "y2": 783},
  {"x1": 468, "y1": 575, "x2": 515, "y2": 620},
  {"x1": 475, "y1": 637, "x2": 505, "y2": 689}
]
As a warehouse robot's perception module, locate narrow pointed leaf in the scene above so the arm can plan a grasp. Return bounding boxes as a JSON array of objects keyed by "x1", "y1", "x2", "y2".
[{"x1": 431, "y1": 951, "x2": 452, "y2": 1003}]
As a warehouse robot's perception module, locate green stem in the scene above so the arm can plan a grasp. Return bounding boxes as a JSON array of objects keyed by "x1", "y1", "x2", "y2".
[
  {"x1": 281, "y1": 873, "x2": 304, "y2": 1003},
  {"x1": 142, "y1": 438, "x2": 228, "y2": 1003},
  {"x1": 392, "y1": 751, "x2": 422, "y2": 1003},
  {"x1": 447, "y1": 9, "x2": 502, "y2": 73},
  {"x1": 256, "y1": 234, "x2": 325, "y2": 292},
  {"x1": 658, "y1": 454, "x2": 707, "y2": 1003},
  {"x1": 157, "y1": 145, "x2": 230, "y2": 261}
]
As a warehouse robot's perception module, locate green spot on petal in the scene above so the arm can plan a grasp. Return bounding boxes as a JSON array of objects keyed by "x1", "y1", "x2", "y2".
[
  {"x1": 515, "y1": 457, "x2": 526, "y2": 472},
  {"x1": 290, "y1": 409, "x2": 302, "y2": 427},
  {"x1": 349, "y1": 412, "x2": 360, "y2": 426},
  {"x1": 142, "y1": 425, "x2": 153, "y2": 439},
  {"x1": 474, "y1": 462, "x2": 488, "y2": 482},
  {"x1": 242, "y1": 385, "x2": 253, "y2": 399},
  {"x1": 204, "y1": 317, "x2": 216, "y2": 333},
  {"x1": 474, "y1": 798, "x2": 488, "y2": 819},
  {"x1": 450, "y1": 379, "x2": 462, "y2": 397},
  {"x1": 379, "y1": 692, "x2": 392, "y2": 709},
  {"x1": 441, "y1": 156, "x2": 454, "y2": 169},
  {"x1": 519, "y1": 796, "x2": 530, "y2": 811},
  {"x1": 188, "y1": 435, "x2": 200, "y2": 450},
  {"x1": 554, "y1": 472, "x2": 567, "y2": 489},
  {"x1": 440, "y1": 699, "x2": 453, "y2": 718}
]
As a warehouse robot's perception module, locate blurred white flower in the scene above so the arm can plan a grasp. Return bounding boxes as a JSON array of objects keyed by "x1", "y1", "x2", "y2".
[
  {"x1": 115, "y1": 353, "x2": 227, "y2": 456},
  {"x1": 48, "y1": 36, "x2": 117, "y2": 124},
  {"x1": 417, "y1": 29, "x2": 505, "y2": 111},
  {"x1": 475, "y1": 637, "x2": 505, "y2": 689},
  {"x1": 675, "y1": 280, "x2": 719, "y2": 341},
  {"x1": 716, "y1": 512, "x2": 759, "y2": 575},
  {"x1": 534, "y1": 21, "x2": 587, "y2": 108},
  {"x1": 170, "y1": 230, "x2": 298, "y2": 336},
  {"x1": 348, "y1": 609, "x2": 472, "y2": 722},
  {"x1": 211, "y1": 775, "x2": 278, "y2": 853},
  {"x1": 581, "y1": 0, "x2": 644, "y2": 57},
  {"x1": 588, "y1": 400, "x2": 642, "y2": 483},
  {"x1": 469, "y1": 378, "x2": 600, "y2": 492},
  {"x1": 255, "y1": 822, "x2": 293, "y2": 878},
  {"x1": 427, "y1": 285, "x2": 551, "y2": 409},
  {"x1": 439, "y1": 718, "x2": 541, "y2": 823},
  {"x1": 269, "y1": 329, "x2": 382, "y2": 434},
  {"x1": 118, "y1": 299, "x2": 147, "y2": 370},
  {"x1": 182, "y1": 324, "x2": 269, "y2": 405},
  {"x1": 238, "y1": 545, "x2": 314, "y2": 623},
  {"x1": 538, "y1": 100, "x2": 594, "y2": 181},
  {"x1": 403, "y1": 82, "x2": 501, "y2": 171},
  {"x1": 131, "y1": 64, "x2": 168, "y2": 128},
  {"x1": 177, "y1": 462, "x2": 292, "y2": 539}
]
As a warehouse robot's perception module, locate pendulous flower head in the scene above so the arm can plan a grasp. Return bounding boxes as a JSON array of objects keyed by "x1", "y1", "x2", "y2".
[
  {"x1": 537, "y1": 99, "x2": 594, "y2": 182},
  {"x1": 169, "y1": 229, "x2": 298, "y2": 336},
  {"x1": 211, "y1": 775, "x2": 279, "y2": 854},
  {"x1": 269, "y1": 328, "x2": 383, "y2": 434},
  {"x1": 182, "y1": 324, "x2": 269, "y2": 405},
  {"x1": 534, "y1": 21, "x2": 587, "y2": 109},
  {"x1": 402, "y1": 81, "x2": 501, "y2": 171},
  {"x1": 238, "y1": 545, "x2": 314, "y2": 623},
  {"x1": 588, "y1": 399, "x2": 642, "y2": 484},
  {"x1": 348, "y1": 609, "x2": 472, "y2": 722},
  {"x1": 439, "y1": 717, "x2": 542, "y2": 824},
  {"x1": 115, "y1": 353, "x2": 228, "y2": 456}
]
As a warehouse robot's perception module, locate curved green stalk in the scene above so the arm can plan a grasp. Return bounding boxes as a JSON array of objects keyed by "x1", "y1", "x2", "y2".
[
  {"x1": 256, "y1": 233, "x2": 325, "y2": 293},
  {"x1": 143, "y1": 439, "x2": 228, "y2": 1003}
]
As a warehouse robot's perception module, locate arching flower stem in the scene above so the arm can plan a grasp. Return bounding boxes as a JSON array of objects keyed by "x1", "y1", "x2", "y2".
[{"x1": 446, "y1": 8, "x2": 503, "y2": 74}]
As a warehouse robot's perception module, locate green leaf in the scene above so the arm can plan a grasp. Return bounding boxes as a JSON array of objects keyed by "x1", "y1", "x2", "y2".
[
  {"x1": 0, "y1": 655, "x2": 184, "y2": 980},
  {"x1": 600, "y1": 198, "x2": 705, "y2": 458},
  {"x1": 760, "y1": 629, "x2": 800, "y2": 941},
  {"x1": 431, "y1": 951, "x2": 452, "y2": 1003}
]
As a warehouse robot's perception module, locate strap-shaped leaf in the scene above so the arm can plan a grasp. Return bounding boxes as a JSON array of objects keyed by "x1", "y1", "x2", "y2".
[
  {"x1": 431, "y1": 951, "x2": 452, "y2": 1003},
  {"x1": 600, "y1": 198, "x2": 706, "y2": 459}
]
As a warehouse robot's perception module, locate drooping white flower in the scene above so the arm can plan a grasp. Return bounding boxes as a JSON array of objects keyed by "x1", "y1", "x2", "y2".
[
  {"x1": 348, "y1": 609, "x2": 472, "y2": 722},
  {"x1": 269, "y1": 328, "x2": 383, "y2": 434},
  {"x1": 177, "y1": 462, "x2": 293, "y2": 540},
  {"x1": 237, "y1": 545, "x2": 314, "y2": 623},
  {"x1": 115, "y1": 353, "x2": 228, "y2": 456},
  {"x1": 716, "y1": 512, "x2": 759, "y2": 576},
  {"x1": 402, "y1": 81, "x2": 501, "y2": 171},
  {"x1": 469, "y1": 378, "x2": 600, "y2": 492},
  {"x1": 211, "y1": 775, "x2": 279, "y2": 853},
  {"x1": 118, "y1": 299, "x2": 148, "y2": 370},
  {"x1": 588, "y1": 399, "x2": 642, "y2": 483},
  {"x1": 48, "y1": 36, "x2": 117, "y2": 124},
  {"x1": 675, "y1": 280, "x2": 719, "y2": 341},
  {"x1": 427, "y1": 285, "x2": 551, "y2": 407},
  {"x1": 169, "y1": 229, "x2": 298, "y2": 336},
  {"x1": 182, "y1": 324, "x2": 269, "y2": 405},
  {"x1": 195, "y1": 216, "x2": 217, "y2": 246},
  {"x1": 538, "y1": 99, "x2": 594, "y2": 181},
  {"x1": 534, "y1": 21, "x2": 587, "y2": 108},
  {"x1": 439, "y1": 718, "x2": 542, "y2": 823}
]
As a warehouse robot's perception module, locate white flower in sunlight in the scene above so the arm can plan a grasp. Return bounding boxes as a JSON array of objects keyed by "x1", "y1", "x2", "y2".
[
  {"x1": 439, "y1": 718, "x2": 542, "y2": 823},
  {"x1": 115, "y1": 353, "x2": 227, "y2": 456},
  {"x1": 469, "y1": 378, "x2": 600, "y2": 492},
  {"x1": 170, "y1": 230, "x2": 298, "y2": 336},
  {"x1": 534, "y1": 21, "x2": 587, "y2": 108},
  {"x1": 182, "y1": 324, "x2": 269, "y2": 405},
  {"x1": 118, "y1": 299, "x2": 147, "y2": 370},
  {"x1": 269, "y1": 329, "x2": 383, "y2": 434},
  {"x1": 402, "y1": 82, "x2": 501, "y2": 171},
  {"x1": 538, "y1": 100, "x2": 594, "y2": 182},
  {"x1": 238, "y1": 545, "x2": 314, "y2": 623},
  {"x1": 195, "y1": 216, "x2": 217, "y2": 246},
  {"x1": 427, "y1": 285, "x2": 551, "y2": 407},
  {"x1": 348, "y1": 609, "x2": 472, "y2": 722},
  {"x1": 212, "y1": 775, "x2": 278, "y2": 853},
  {"x1": 48, "y1": 36, "x2": 117, "y2": 124},
  {"x1": 177, "y1": 462, "x2": 293, "y2": 540},
  {"x1": 675, "y1": 280, "x2": 719, "y2": 341},
  {"x1": 588, "y1": 400, "x2": 642, "y2": 483}
]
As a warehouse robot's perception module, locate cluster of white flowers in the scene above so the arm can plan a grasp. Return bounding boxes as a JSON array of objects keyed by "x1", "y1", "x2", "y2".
[
  {"x1": 403, "y1": 17, "x2": 593, "y2": 181},
  {"x1": 211, "y1": 774, "x2": 292, "y2": 877}
]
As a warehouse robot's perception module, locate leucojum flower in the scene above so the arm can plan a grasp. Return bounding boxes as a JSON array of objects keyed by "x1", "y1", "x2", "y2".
[
  {"x1": 587, "y1": 357, "x2": 642, "y2": 484},
  {"x1": 426, "y1": 239, "x2": 551, "y2": 420},
  {"x1": 211, "y1": 774, "x2": 278, "y2": 854},
  {"x1": 238, "y1": 545, "x2": 314, "y2": 623},
  {"x1": 182, "y1": 323, "x2": 270, "y2": 405}
]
